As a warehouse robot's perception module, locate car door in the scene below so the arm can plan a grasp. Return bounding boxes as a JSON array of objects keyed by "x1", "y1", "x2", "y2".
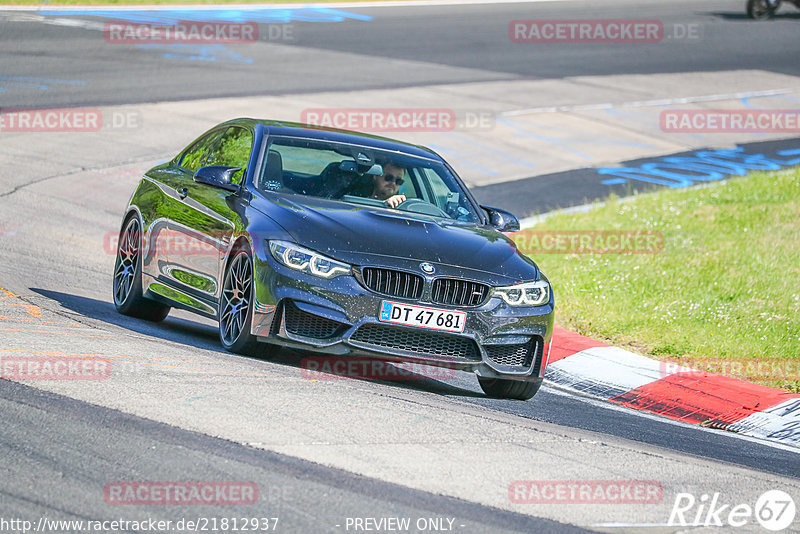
[
  {"x1": 139, "y1": 129, "x2": 224, "y2": 313},
  {"x1": 168, "y1": 126, "x2": 254, "y2": 308}
]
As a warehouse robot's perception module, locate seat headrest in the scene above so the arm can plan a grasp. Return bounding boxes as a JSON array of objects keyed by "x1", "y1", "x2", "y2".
[{"x1": 263, "y1": 149, "x2": 283, "y2": 190}]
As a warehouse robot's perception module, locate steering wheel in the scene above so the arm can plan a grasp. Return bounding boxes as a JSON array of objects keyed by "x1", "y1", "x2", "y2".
[{"x1": 393, "y1": 198, "x2": 449, "y2": 217}]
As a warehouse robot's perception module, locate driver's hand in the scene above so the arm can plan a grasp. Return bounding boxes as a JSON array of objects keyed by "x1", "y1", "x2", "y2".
[{"x1": 385, "y1": 194, "x2": 406, "y2": 208}]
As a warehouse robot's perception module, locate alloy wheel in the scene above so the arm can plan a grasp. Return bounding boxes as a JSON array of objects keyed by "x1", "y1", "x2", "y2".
[
  {"x1": 113, "y1": 217, "x2": 140, "y2": 306},
  {"x1": 221, "y1": 252, "x2": 252, "y2": 346}
]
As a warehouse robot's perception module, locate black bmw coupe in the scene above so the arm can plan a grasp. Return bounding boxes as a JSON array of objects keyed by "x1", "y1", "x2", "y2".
[{"x1": 113, "y1": 119, "x2": 554, "y2": 399}]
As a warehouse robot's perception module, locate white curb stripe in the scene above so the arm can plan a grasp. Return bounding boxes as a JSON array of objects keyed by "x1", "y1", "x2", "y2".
[
  {"x1": 546, "y1": 346, "x2": 671, "y2": 396},
  {"x1": 726, "y1": 398, "x2": 800, "y2": 445},
  {"x1": 545, "y1": 336, "x2": 800, "y2": 448}
]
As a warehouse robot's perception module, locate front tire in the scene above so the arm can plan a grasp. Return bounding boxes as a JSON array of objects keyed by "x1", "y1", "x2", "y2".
[
  {"x1": 219, "y1": 247, "x2": 261, "y2": 355},
  {"x1": 112, "y1": 215, "x2": 170, "y2": 322},
  {"x1": 747, "y1": 0, "x2": 779, "y2": 19},
  {"x1": 478, "y1": 376, "x2": 542, "y2": 400}
]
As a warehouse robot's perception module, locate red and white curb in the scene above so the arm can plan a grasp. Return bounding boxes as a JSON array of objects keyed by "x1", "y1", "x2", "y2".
[{"x1": 544, "y1": 326, "x2": 800, "y2": 448}]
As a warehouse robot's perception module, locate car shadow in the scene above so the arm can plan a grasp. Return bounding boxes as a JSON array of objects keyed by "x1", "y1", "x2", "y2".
[
  {"x1": 32, "y1": 288, "x2": 224, "y2": 351},
  {"x1": 31, "y1": 288, "x2": 484, "y2": 399},
  {"x1": 707, "y1": 10, "x2": 800, "y2": 20},
  {"x1": 266, "y1": 350, "x2": 486, "y2": 398}
]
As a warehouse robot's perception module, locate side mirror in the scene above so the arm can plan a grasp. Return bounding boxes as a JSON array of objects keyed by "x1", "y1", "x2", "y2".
[
  {"x1": 194, "y1": 166, "x2": 241, "y2": 192},
  {"x1": 481, "y1": 205, "x2": 520, "y2": 232}
]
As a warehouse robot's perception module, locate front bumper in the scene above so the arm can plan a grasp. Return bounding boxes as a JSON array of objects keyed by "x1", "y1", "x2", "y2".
[{"x1": 250, "y1": 243, "x2": 554, "y2": 381}]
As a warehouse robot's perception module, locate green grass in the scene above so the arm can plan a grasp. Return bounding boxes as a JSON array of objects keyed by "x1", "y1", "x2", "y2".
[{"x1": 520, "y1": 168, "x2": 800, "y2": 393}]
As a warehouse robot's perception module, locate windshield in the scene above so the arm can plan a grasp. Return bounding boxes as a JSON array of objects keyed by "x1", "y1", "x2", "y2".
[{"x1": 256, "y1": 136, "x2": 481, "y2": 223}]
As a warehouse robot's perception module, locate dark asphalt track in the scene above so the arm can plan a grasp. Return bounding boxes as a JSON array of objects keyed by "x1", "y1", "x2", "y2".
[
  {"x1": 29, "y1": 288, "x2": 800, "y2": 481},
  {"x1": 0, "y1": 1, "x2": 798, "y2": 531},
  {"x1": 2, "y1": 0, "x2": 800, "y2": 108},
  {"x1": 0, "y1": 379, "x2": 592, "y2": 534},
  {"x1": 473, "y1": 137, "x2": 800, "y2": 215}
]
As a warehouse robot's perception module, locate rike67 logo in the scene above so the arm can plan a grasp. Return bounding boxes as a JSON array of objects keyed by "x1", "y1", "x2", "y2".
[{"x1": 669, "y1": 490, "x2": 796, "y2": 531}]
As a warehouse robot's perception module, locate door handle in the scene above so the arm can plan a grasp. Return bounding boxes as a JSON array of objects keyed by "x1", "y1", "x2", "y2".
[{"x1": 177, "y1": 187, "x2": 188, "y2": 199}]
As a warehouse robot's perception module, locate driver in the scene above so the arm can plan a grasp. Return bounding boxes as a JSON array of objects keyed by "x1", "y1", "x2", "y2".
[{"x1": 369, "y1": 162, "x2": 407, "y2": 208}]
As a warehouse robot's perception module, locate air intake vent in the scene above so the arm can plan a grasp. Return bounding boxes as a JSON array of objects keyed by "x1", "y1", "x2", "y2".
[
  {"x1": 485, "y1": 337, "x2": 543, "y2": 371},
  {"x1": 283, "y1": 301, "x2": 345, "y2": 339},
  {"x1": 485, "y1": 342, "x2": 533, "y2": 367},
  {"x1": 361, "y1": 267, "x2": 424, "y2": 300},
  {"x1": 431, "y1": 279, "x2": 490, "y2": 307},
  {"x1": 350, "y1": 324, "x2": 480, "y2": 362}
]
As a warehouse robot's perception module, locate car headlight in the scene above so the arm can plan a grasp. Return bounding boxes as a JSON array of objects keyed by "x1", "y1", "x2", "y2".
[
  {"x1": 493, "y1": 280, "x2": 550, "y2": 306},
  {"x1": 268, "y1": 241, "x2": 351, "y2": 278}
]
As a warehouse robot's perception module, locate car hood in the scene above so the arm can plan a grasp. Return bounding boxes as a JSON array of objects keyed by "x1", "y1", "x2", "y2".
[{"x1": 256, "y1": 195, "x2": 540, "y2": 283}]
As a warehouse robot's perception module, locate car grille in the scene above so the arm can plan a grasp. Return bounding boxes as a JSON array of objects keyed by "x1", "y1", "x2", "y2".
[
  {"x1": 361, "y1": 267, "x2": 423, "y2": 300},
  {"x1": 485, "y1": 337, "x2": 543, "y2": 370},
  {"x1": 431, "y1": 278, "x2": 490, "y2": 307},
  {"x1": 350, "y1": 324, "x2": 480, "y2": 362},
  {"x1": 283, "y1": 301, "x2": 345, "y2": 339}
]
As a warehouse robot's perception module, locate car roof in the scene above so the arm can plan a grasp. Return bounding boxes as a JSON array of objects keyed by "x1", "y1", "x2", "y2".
[{"x1": 219, "y1": 118, "x2": 442, "y2": 160}]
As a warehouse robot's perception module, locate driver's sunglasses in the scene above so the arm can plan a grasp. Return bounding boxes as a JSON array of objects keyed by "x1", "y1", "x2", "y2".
[{"x1": 383, "y1": 173, "x2": 404, "y2": 186}]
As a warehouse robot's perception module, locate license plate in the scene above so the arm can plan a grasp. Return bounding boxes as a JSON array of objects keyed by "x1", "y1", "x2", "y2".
[{"x1": 378, "y1": 301, "x2": 466, "y2": 333}]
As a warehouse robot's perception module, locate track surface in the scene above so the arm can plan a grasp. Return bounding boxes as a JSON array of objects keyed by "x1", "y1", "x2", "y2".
[
  {"x1": 1, "y1": 1, "x2": 799, "y2": 532},
  {"x1": 3, "y1": 0, "x2": 800, "y2": 108},
  {"x1": 1, "y1": 379, "x2": 587, "y2": 533}
]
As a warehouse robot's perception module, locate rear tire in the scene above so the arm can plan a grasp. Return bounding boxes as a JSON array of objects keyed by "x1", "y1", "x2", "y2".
[
  {"x1": 478, "y1": 376, "x2": 542, "y2": 400},
  {"x1": 747, "y1": 0, "x2": 779, "y2": 19},
  {"x1": 219, "y1": 247, "x2": 261, "y2": 356},
  {"x1": 112, "y1": 215, "x2": 170, "y2": 322}
]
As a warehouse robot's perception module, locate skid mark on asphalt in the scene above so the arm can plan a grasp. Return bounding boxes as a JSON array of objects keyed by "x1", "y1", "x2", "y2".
[
  {"x1": 0, "y1": 286, "x2": 42, "y2": 318},
  {"x1": 0, "y1": 327, "x2": 112, "y2": 338},
  {"x1": 137, "y1": 44, "x2": 254, "y2": 64},
  {"x1": 182, "y1": 389, "x2": 232, "y2": 406},
  {"x1": 51, "y1": 167, "x2": 147, "y2": 205},
  {"x1": 0, "y1": 75, "x2": 86, "y2": 93},
  {"x1": 0, "y1": 315, "x2": 87, "y2": 325}
]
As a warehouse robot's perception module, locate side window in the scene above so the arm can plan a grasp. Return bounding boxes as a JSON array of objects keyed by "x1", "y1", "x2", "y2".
[
  {"x1": 420, "y1": 167, "x2": 452, "y2": 207},
  {"x1": 417, "y1": 167, "x2": 470, "y2": 220},
  {"x1": 179, "y1": 127, "x2": 253, "y2": 185},
  {"x1": 180, "y1": 130, "x2": 225, "y2": 174},
  {"x1": 400, "y1": 168, "x2": 422, "y2": 200},
  {"x1": 205, "y1": 127, "x2": 253, "y2": 185}
]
